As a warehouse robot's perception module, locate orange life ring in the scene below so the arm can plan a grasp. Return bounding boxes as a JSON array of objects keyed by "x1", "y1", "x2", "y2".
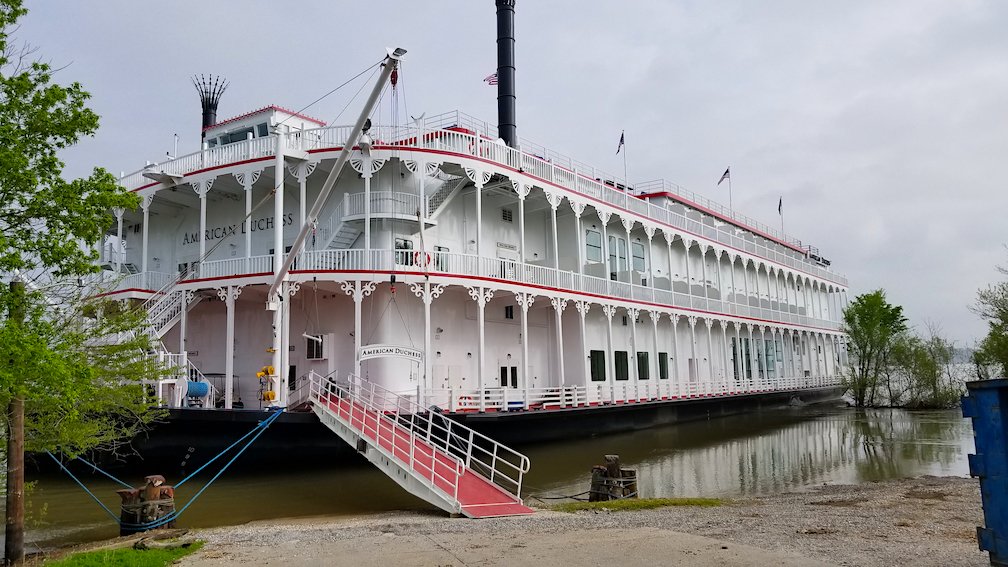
[{"x1": 414, "y1": 250, "x2": 432, "y2": 268}]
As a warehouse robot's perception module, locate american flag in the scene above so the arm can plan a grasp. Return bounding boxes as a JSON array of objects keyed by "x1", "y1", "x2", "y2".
[{"x1": 483, "y1": 72, "x2": 498, "y2": 86}]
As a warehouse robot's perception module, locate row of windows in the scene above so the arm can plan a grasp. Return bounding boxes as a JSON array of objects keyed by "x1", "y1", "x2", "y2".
[
  {"x1": 589, "y1": 350, "x2": 669, "y2": 382},
  {"x1": 207, "y1": 122, "x2": 271, "y2": 148},
  {"x1": 585, "y1": 229, "x2": 646, "y2": 273}
]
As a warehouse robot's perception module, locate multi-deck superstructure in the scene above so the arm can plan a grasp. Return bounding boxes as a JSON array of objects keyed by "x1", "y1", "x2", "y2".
[{"x1": 97, "y1": 96, "x2": 848, "y2": 418}]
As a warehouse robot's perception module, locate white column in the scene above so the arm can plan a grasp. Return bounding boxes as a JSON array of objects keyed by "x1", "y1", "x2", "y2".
[
  {"x1": 233, "y1": 169, "x2": 262, "y2": 259},
  {"x1": 341, "y1": 281, "x2": 377, "y2": 380},
  {"x1": 684, "y1": 241, "x2": 692, "y2": 299},
  {"x1": 570, "y1": 200, "x2": 586, "y2": 275},
  {"x1": 113, "y1": 207, "x2": 124, "y2": 274},
  {"x1": 468, "y1": 286, "x2": 494, "y2": 409},
  {"x1": 628, "y1": 307, "x2": 640, "y2": 400},
  {"x1": 551, "y1": 297, "x2": 568, "y2": 394},
  {"x1": 602, "y1": 304, "x2": 617, "y2": 403},
  {"x1": 670, "y1": 314, "x2": 681, "y2": 397},
  {"x1": 179, "y1": 290, "x2": 193, "y2": 355},
  {"x1": 140, "y1": 197, "x2": 151, "y2": 274},
  {"x1": 720, "y1": 323, "x2": 730, "y2": 393},
  {"x1": 665, "y1": 233, "x2": 674, "y2": 292},
  {"x1": 364, "y1": 156, "x2": 372, "y2": 254},
  {"x1": 575, "y1": 301, "x2": 591, "y2": 389},
  {"x1": 648, "y1": 311, "x2": 660, "y2": 397},
  {"x1": 644, "y1": 226, "x2": 656, "y2": 294},
  {"x1": 411, "y1": 282, "x2": 445, "y2": 408},
  {"x1": 705, "y1": 318, "x2": 715, "y2": 394},
  {"x1": 747, "y1": 325, "x2": 756, "y2": 390},
  {"x1": 798, "y1": 331, "x2": 807, "y2": 384},
  {"x1": 218, "y1": 286, "x2": 242, "y2": 409},
  {"x1": 737, "y1": 320, "x2": 745, "y2": 385},
  {"x1": 544, "y1": 190, "x2": 562, "y2": 269},
  {"x1": 687, "y1": 316, "x2": 698, "y2": 395},
  {"x1": 515, "y1": 292, "x2": 536, "y2": 409},
  {"x1": 600, "y1": 211, "x2": 611, "y2": 281},
  {"x1": 511, "y1": 181, "x2": 530, "y2": 263},
  {"x1": 700, "y1": 247, "x2": 710, "y2": 310},
  {"x1": 730, "y1": 256, "x2": 738, "y2": 310},
  {"x1": 621, "y1": 217, "x2": 634, "y2": 283}
]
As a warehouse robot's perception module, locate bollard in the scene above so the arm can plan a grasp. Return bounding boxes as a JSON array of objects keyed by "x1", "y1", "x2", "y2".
[
  {"x1": 962, "y1": 378, "x2": 1008, "y2": 567},
  {"x1": 117, "y1": 474, "x2": 176, "y2": 536}
]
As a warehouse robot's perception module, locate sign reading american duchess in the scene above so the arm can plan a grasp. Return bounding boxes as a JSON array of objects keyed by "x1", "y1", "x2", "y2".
[{"x1": 358, "y1": 344, "x2": 424, "y2": 363}]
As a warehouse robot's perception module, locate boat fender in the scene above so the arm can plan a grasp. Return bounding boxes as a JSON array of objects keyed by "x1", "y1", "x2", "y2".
[
  {"x1": 262, "y1": 390, "x2": 276, "y2": 402},
  {"x1": 186, "y1": 381, "x2": 210, "y2": 398}
]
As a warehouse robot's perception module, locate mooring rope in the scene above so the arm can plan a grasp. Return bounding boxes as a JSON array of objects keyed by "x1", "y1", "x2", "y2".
[{"x1": 48, "y1": 408, "x2": 284, "y2": 531}]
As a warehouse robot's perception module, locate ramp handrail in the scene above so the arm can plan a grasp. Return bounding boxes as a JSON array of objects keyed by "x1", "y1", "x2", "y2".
[
  {"x1": 309, "y1": 372, "x2": 530, "y2": 501},
  {"x1": 309, "y1": 372, "x2": 465, "y2": 507}
]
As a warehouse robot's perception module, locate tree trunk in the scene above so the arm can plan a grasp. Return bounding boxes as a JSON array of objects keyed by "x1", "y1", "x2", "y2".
[{"x1": 5, "y1": 280, "x2": 25, "y2": 566}]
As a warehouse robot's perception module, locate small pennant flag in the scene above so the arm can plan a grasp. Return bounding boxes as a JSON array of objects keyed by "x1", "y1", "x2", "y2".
[
  {"x1": 483, "y1": 72, "x2": 498, "y2": 85},
  {"x1": 778, "y1": 197, "x2": 783, "y2": 215},
  {"x1": 717, "y1": 167, "x2": 730, "y2": 186},
  {"x1": 616, "y1": 131, "x2": 625, "y2": 155}
]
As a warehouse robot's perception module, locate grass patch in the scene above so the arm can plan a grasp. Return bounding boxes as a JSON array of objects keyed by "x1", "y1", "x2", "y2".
[
  {"x1": 552, "y1": 497, "x2": 722, "y2": 513},
  {"x1": 44, "y1": 541, "x2": 203, "y2": 567}
]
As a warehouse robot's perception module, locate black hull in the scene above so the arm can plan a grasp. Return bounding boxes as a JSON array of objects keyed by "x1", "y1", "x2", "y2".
[{"x1": 64, "y1": 386, "x2": 844, "y2": 474}]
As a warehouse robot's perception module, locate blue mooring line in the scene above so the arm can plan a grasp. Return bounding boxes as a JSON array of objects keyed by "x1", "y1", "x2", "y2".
[{"x1": 51, "y1": 408, "x2": 284, "y2": 531}]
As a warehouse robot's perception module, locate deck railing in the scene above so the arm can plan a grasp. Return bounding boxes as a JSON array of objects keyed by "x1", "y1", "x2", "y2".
[
  {"x1": 298, "y1": 248, "x2": 842, "y2": 331},
  {"x1": 425, "y1": 372, "x2": 842, "y2": 412},
  {"x1": 118, "y1": 114, "x2": 846, "y2": 287}
]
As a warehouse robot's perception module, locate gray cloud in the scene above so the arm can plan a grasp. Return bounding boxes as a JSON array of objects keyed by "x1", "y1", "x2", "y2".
[{"x1": 20, "y1": 0, "x2": 1006, "y2": 343}]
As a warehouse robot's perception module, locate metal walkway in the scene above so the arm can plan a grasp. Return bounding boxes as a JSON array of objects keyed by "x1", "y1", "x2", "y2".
[{"x1": 308, "y1": 372, "x2": 533, "y2": 518}]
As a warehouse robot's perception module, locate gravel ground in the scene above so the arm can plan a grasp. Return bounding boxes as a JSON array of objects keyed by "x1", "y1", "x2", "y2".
[{"x1": 181, "y1": 476, "x2": 987, "y2": 567}]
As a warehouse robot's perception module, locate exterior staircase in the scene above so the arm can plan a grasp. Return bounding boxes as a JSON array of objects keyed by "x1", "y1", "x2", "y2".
[
  {"x1": 143, "y1": 288, "x2": 205, "y2": 339},
  {"x1": 315, "y1": 195, "x2": 362, "y2": 250},
  {"x1": 309, "y1": 372, "x2": 533, "y2": 518},
  {"x1": 426, "y1": 175, "x2": 467, "y2": 219}
]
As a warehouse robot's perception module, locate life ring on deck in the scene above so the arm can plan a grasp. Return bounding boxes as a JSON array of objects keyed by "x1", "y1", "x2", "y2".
[
  {"x1": 458, "y1": 395, "x2": 474, "y2": 407},
  {"x1": 414, "y1": 251, "x2": 432, "y2": 268}
]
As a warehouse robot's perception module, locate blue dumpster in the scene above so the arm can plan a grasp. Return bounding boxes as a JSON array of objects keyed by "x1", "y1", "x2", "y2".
[{"x1": 963, "y1": 378, "x2": 1008, "y2": 567}]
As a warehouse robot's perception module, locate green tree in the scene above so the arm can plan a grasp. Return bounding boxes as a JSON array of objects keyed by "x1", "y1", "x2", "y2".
[
  {"x1": 973, "y1": 263, "x2": 1008, "y2": 378},
  {"x1": 0, "y1": 1, "x2": 163, "y2": 562},
  {"x1": 842, "y1": 290, "x2": 908, "y2": 407}
]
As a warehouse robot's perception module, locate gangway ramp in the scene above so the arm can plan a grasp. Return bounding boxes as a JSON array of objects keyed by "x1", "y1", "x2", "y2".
[{"x1": 308, "y1": 372, "x2": 533, "y2": 518}]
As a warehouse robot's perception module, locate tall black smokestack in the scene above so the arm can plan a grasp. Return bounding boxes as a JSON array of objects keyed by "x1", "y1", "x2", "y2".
[
  {"x1": 192, "y1": 74, "x2": 229, "y2": 140},
  {"x1": 496, "y1": 0, "x2": 517, "y2": 148}
]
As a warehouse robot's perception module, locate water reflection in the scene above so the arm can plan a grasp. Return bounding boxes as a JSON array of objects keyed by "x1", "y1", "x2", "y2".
[
  {"x1": 518, "y1": 405, "x2": 973, "y2": 499},
  {"x1": 25, "y1": 405, "x2": 973, "y2": 549}
]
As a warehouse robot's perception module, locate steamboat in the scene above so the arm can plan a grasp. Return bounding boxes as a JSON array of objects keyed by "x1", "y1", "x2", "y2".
[{"x1": 89, "y1": 1, "x2": 848, "y2": 515}]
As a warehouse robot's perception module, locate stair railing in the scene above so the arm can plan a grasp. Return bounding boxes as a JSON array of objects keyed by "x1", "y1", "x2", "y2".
[{"x1": 310, "y1": 372, "x2": 530, "y2": 501}]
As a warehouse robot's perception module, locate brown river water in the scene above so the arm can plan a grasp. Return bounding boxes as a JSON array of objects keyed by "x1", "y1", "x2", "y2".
[{"x1": 22, "y1": 404, "x2": 973, "y2": 551}]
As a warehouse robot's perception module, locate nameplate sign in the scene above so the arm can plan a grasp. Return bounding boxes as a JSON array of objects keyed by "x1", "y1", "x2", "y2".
[{"x1": 359, "y1": 344, "x2": 423, "y2": 363}]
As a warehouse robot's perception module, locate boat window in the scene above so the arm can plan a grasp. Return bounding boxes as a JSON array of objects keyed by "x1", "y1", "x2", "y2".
[
  {"x1": 207, "y1": 139, "x2": 217, "y2": 148},
  {"x1": 221, "y1": 127, "x2": 255, "y2": 145},
  {"x1": 658, "y1": 352, "x2": 668, "y2": 380},
  {"x1": 631, "y1": 241, "x2": 646, "y2": 272},
  {"x1": 637, "y1": 352, "x2": 649, "y2": 380},
  {"x1": 434, "y1": 245, "x2": 449, "y2": 271},
  {"x1": 589, "y1": 350, "x2": 606, "y2": 382},
  {"x1": 502, "y1": 208, "x2": 513, "y2": 223},
  {"x1": 609, "y1": 236, "x2": 627, "y2": 277},
  {"x1": 615, "y1": 351, "x2": 629, "y2": 381},
  {"x1": 585, "y1": 229, "x2": 602, "y2": 262},
  {"x1": 505, "y1": 305, "x2": 514, "y2": 320},
  {"x1": 395, "y1": 238, "x2": 414, "y2": 265},
  {"x1": 306, "y1": 336, "x2": 324, "y2": 360},
  {"x1": 257, "y1": 122, "x2": 269, "y2": 137}
]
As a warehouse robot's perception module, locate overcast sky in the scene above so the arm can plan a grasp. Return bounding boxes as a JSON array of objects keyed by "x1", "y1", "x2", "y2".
[{"x1": 18, "y1": 0, "x2": 1007, "y2": 344}]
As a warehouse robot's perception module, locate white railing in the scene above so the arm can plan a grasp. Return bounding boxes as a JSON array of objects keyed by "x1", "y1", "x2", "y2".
[
  {"x1": 426, "y1": 373, "x2": 842, "y2": 410},
  {"x1": 343, "y1": 191, "x2": 422, "y2": 219},
  {"x1": 118, "y1": 115, "x2": 846, "y2": 287},
  {"x1": 298, "y1": 249, "x2": 842, "y2": 331},
  {"x1": 309, "y1": 372, "x2": 531, "y2": 503},
  {"x1": 199, "y1": 254, "x2": 274, "y2": 279}
]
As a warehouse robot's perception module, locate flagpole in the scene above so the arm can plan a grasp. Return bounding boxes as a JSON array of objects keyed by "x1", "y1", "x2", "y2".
[
  {"x1": 622, "y1": 144, "x2": 629, "y2": 190},
  {"x1": 727, "y1": 173, "x2": 733, "y2": 210}
]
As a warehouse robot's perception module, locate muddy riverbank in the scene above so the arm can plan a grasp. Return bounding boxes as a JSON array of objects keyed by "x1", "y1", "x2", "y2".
[{"x1": 178, "y1": 476, "x2": 985, "y2": 567}]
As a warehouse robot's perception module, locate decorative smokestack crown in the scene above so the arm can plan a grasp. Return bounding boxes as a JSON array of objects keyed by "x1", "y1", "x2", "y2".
[{"x1": 192, "y1": 74, "x2": 229, "y2": 139}]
